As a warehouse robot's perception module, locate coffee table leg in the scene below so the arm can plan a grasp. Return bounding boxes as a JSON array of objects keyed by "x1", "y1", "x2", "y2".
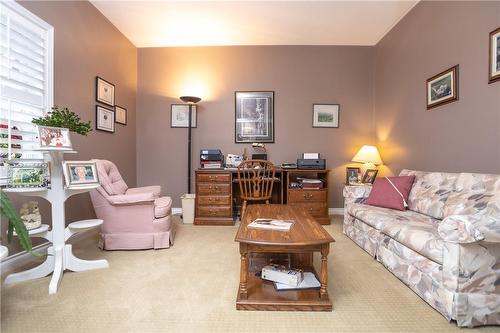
[
  {"x1": 320, "y1": 244, "x2": 329, "y2": 300},
  {"x1": 239, "y1": 243, "x2": 248, "y2": 299}
]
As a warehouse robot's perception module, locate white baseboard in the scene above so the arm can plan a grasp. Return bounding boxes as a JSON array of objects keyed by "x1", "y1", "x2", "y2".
[
  {"x1": 329, "y1": 208, "x2": 344, "y2": 216},
  {"x1": 1, "y1": 228, "x2": 97, "y2": 276},
  {"x1": 172, "y1": 207, "x2": 182, "y2": 216}
]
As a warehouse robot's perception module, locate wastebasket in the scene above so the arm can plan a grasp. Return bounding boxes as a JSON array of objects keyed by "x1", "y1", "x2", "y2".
[{"x1": 181, "y1": 194, "x2": 196, "y2": 224}]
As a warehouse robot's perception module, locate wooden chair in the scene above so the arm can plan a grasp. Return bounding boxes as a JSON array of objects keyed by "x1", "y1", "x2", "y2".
[{"x1": 237, "y1": 160, "x2": 276, "y2": 219}]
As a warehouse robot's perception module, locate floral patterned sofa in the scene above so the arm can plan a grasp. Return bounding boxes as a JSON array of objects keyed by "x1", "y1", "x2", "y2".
[{"x1": 343, "y1": 170, "x2": 500, "y2": 327}]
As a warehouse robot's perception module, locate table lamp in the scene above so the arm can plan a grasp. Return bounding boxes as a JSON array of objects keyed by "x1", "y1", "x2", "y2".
[
  {"x1": 180, "y1": 95, "x2": 201, "y2": 194},
  {"x1": 352, "y1": 145, "x2": 383, "y2": 175}
]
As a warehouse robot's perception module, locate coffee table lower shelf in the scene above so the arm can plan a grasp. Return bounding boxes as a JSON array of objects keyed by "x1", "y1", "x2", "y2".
[{"x1": 236, "y1": 269, "x2": 332, "y2": 311}]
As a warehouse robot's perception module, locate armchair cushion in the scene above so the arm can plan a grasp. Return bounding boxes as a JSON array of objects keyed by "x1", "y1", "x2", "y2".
[
  {"x1": 94, "y1": 159, "x2": 128, "y2": 195},
  {"x1": 154, "y1": 197, "x2": 172, "y2": 218},
  {"x1": 107, "y1": 192, "x2": 156, "y2": 205},
  {"x1": 126, "y1": 186, "x2": 161, "y2": 198}
]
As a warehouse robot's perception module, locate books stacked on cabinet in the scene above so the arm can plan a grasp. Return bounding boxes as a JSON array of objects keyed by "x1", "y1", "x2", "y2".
[{"x1": 200, "y1": 149, "x2": 223, "y2": 169}]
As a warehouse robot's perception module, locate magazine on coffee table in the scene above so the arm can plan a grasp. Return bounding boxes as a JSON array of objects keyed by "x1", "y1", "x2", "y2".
[
  {"x1": 248, "y1": 218, "x2": 294, "y2": 231},
  {"x1": 273, "y1": 272, "x2": 321, "y2": 291}
]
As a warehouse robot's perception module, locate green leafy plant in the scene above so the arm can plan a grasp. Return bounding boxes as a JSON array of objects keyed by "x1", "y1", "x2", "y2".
[
  {"x1": 32, "y1": 106, "x2": 92, "y2": 136},
  {"x1": 0, "y1": 190, "x2": 39, "y2": 256}
]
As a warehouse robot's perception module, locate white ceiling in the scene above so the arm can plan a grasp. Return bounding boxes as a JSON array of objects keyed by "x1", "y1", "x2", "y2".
[{"x1": 90, "y1": 1, "x2": 419, "y2": 47}]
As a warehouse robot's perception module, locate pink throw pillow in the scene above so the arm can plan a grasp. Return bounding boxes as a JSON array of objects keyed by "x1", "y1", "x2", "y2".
[{"x1": 366, "y1": 176, "x2": 416, "y2": 211}]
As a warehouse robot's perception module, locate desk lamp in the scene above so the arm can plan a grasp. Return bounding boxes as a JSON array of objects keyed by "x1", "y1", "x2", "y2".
[
  {"x1": 180, "y1": 95, "x2": 201, "y2": 194},
  {"x1": 352, "y1": 145, "x2": 383, "y2": 176}
]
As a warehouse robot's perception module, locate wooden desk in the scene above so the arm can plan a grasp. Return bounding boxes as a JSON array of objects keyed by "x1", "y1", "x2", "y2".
[
  {"x1": 234, "y1": 204, "x2": 335, "y2": 311},
  {"x1": 194, "y1": 168, "x2": 330, "y2": 225}
]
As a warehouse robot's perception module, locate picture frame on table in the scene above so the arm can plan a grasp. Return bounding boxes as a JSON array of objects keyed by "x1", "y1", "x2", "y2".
[
  {"x1": 426, "y1": 65, "x2": 459, "y2": 110},
  {"x1": 312, "y1": 104, "x2": 339, "y2": 128},
  {"x1": 96, "y1": 76, "x2": 115, "y2": 107},
  {"x1": 489, "y1": 26, "x2": 500, "y2": 84},
  {"x1": 362, "y1": 169, "x2": 378, "y2": 184},
  {"x1": 171, "y1": 104, "x2": 197, "y2": 128},
  {"x1": 62, "y1": 161, "x2": 99, "y2": 188},
  {"x1": 115, "y1": 105, "x2": 127, "y2": 125},
  {"x1": 96, "y1": 105, "x2": 115, "y2": 133},
  {"x1": 346, "y1": 167, "x2": 361, "y2": 185},
  {"x1": 37, "y1": 126, "x2": 72, "y2": 150},
  {"x1": 7, "y1": 162, "x2": 49, "y2": 188},
  {"x1": 235, "y1": 91, "x2": 274, "y2": 143}
]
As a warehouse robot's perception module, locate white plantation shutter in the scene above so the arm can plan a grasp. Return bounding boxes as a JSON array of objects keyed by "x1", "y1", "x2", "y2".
[{"x1": 0, "y1": 0, "x2": 53, "y2": 163}]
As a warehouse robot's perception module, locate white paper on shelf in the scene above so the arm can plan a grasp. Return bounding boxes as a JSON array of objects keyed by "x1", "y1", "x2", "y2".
[{"x1": 273, "y1": 272, "x2": 320, "y2": 290}]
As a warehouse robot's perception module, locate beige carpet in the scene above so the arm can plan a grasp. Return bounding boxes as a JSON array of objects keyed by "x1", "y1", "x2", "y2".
[{"x1": 1, "y1": 216, "x2": 498, "y2": 333}]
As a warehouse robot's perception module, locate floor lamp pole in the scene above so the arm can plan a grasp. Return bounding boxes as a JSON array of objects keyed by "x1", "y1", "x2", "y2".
[{"x1": 187, "y1": 104, "x2": 192, "y2": 194}]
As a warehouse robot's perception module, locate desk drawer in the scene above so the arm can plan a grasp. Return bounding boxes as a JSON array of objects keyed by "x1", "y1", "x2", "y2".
[
  {"x1": 197, "y1": 195, "x2": 231, "y2": 206},
  {"x1": 197, "y1": 206, "x2": 231, "y2": 217},
  {"x1": 197, "y1": 184, "x2": 231, "y2": 195},
  {"x1": 197, "y1": 173, "x2": 230, "y2": 183},
  {"x1": 288, "y1": 190, "x2": 326, "y2": 203},
  {"x1": 290, "y1": 203, "x2": 328, "y2": 217}
]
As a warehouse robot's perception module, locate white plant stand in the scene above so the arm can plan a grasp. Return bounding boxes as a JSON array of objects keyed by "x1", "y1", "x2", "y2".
[{"x1": 3, "y1": 149, "x2": 108, "y2": 294}]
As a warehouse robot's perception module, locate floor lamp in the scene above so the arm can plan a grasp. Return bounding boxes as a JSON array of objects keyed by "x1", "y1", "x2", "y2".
[{"x1": 180, "y1": 96, "x2": 201, "y2": 194}]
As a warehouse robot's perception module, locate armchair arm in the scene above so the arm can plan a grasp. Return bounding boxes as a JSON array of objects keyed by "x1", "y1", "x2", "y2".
[
  {"x1": 438, "y1": 214, "x2": 500, "y2": 244},
  {"x1": 343, "y1": 184, "x2": 372, "y2": 204},
  {"x1": 107, "y1": 192, "x2": 156, "y2": 205},
  {"x1": 126, "y1": 185, "x2": 161, "y2": 198}
]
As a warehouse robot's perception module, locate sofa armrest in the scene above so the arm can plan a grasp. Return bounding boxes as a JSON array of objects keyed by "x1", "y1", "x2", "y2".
[
  {"x1": 438, "y1": 214, "x2": 500, "y2": 244},
  {"x1": 126, "y1": 186, "x2": 161, "y2": 198},
  {"x1": 343, "y1": 184, "x2": 372, "y2": 203},
  {"x1": 107, "y1": 192, "x2": 156, "y2": 205}
]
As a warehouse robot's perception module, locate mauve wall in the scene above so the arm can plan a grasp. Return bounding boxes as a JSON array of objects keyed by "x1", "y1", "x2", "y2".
[
  {"x1": 137, "y1": 46, "x2": 375, "y2": 208},
  {"x1": 375, "y1": 1, "x2": 500, "y2": 176},
  {"x1": 1, "y1": 1, "x2": 137, "y2": 254}
]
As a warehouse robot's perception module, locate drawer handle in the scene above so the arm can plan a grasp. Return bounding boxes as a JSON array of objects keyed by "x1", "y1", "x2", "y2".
[{"x1": 303, "y1": 193, "x2": 313, "y2": 199}]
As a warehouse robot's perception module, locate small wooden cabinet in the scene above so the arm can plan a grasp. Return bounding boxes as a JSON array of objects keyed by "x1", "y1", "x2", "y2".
[
  {"x1": 194, "y1": 169, "x2": 234, "y2": 225},
  {"x1": 286, "y1": 170, "x2": 330, "y2": 225}
]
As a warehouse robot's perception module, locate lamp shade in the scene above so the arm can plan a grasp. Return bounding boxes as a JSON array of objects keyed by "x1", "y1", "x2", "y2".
[
  {"x1": 352, "y1": 145, "x2": 383, "y2": 165},
  {"x1": 180, "y1": 96, "x2": 201, "y2": 104}
]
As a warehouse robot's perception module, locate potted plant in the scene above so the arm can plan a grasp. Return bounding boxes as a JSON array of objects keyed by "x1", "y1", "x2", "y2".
[{"x1": 32, "y1": 106, "x2": 92, "y2": 136}]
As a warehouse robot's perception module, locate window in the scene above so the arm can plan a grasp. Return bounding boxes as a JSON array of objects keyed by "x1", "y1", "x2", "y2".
[{"x1": 0, "y1": 0, "x2": 53, "y2": 164}]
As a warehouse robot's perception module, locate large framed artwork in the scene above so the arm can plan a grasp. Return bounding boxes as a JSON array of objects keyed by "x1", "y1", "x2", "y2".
[
  {"x1": 489, "y1": 26, "x2": 500, "y2": 84},
  {"x1": 426, "y1": 65, "x2": 459, "y2": 110},
  {"x1": 235, "y1": 91, "x2": 274, "y2": 143},
  {"x1": 96, "y1": 76, "x2": 115, "y2": 107}
]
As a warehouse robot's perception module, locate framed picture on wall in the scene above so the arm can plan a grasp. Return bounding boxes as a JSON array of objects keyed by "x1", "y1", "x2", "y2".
[
  {"x1": 96, "y1": 105, "x2": 115, "y2": 133},
  {"x1": 171, "y1": 104, "x2": 197, "y2": 128},
  {"x1": 96, "y1": 76, "x2": 115, "y2": 107},
  {"x1": 426, "y1": 65, "x2": 459, "y2": 110},
  {"x1": 312, "y1": 104, "x2": 339, "y2": 128},
  {"x1": 235, "y1": 91, "x2": 274, "y2": 143},
  {"x1": 489, "y1": 26, "x2": 500, "y2": 84},
  {"x1": 115, "y1": 105, "x2": 127, "y2": 125}
]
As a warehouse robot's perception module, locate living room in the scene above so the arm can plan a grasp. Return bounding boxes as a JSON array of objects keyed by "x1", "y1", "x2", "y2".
[{"x1": 0, "y1": 0, "x2": 499, "y2": 332}]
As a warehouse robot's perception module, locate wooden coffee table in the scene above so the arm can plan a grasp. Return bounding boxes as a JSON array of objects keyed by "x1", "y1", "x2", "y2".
[{"x1": 234, "y1": 204, "x2": 335, "y2": 311}]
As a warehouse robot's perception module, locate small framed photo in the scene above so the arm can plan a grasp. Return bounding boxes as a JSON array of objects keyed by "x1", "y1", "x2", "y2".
[
  {"x1": 426, "y1": 65, "x2": 459, "y2": 109},
  {"x1": 346, "y1": 167, "x2": 360, "y2": 185},
  {"x1": 96, "y1": 76, "x2": 115, "y2": 107},
  {"x1": 37, "y1": 126, "x2": 72, "y2": 150},
  {"x1": 115, "y1": 105, "x2": 127, "y2": 125},
  {"x1": 171, "y1": 104, "x2": 197, "y2": 128},
  {"x1": 362, "y1": 169, "x2": 378, "y2": 184},
  {"x1": 8, "y1": 162, "x2": 49, "y2": 188},
  {"x1": 96, "y1": 106, "x2": 115, "y2": 133},
  {"x1": 489, "y1": 26, "x2": 500, "y2": 84},
  {"x1": 313, "y1": 104, "x2": 339, "y2": 128},
  {"x1": 235, "y1": 91, "x2": 274, "y2": 143},
  {"x1": 63, "y1": 161, "x2": 99, "y2": 188}
]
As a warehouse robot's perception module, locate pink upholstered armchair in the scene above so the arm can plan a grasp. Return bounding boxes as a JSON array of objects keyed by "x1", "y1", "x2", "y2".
[{"x1": 89, "y1": 159, "x2": 174, "y2": 250}]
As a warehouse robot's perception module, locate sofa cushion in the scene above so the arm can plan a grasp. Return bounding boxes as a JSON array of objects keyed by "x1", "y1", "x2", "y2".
[
  {"x1": 366, "y1": 175, "x2": 415, "y2": 211},
  {"x1": 348, "y1": 203, "x2": 444, "y2": 264},
  {"x1": 154, "y1": 196, "x2": 172, "y2": 218},
  {"x1": 399, "y1": 169, "x2": 459, "y2": 220}
]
